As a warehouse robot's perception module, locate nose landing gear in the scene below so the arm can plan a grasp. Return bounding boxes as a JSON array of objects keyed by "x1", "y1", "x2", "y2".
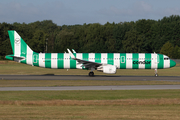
[{"x1": 155, "y1": 69, "x2": 158, "y2": 77}]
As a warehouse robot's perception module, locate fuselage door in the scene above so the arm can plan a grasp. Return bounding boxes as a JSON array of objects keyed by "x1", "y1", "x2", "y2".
[
  {"x1": 157, "y1": 55, "x2": 159, "y2": 64},
  {"x1": 121, "y1": 56, "x2": 125, "y2": 63},
  {"x1": 33, "y1": 54, "x2": 38, "y2": 63}
]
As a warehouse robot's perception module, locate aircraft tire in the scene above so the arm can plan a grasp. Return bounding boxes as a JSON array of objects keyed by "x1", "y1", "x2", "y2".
[
  {"x1": 155, "y1": 74, "x2": 158, "y2": 77},
  {"x1": 89, "y1": 72, "x2": 94, "y2": 77}
]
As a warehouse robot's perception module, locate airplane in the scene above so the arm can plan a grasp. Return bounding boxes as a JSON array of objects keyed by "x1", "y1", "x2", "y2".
[{"x1": 5, "y1": 30, "x2": 176, "y2": 77}]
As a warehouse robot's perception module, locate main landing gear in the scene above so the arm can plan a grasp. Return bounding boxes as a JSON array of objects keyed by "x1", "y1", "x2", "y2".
[
  {"x1": 155, "y1": 69, "x2": 158, "y2": 77},
  {"x1": 89, "y1": 68, "x2": 95, "y2": 77},
  {"x1": 89, "y1": 71, "x2": 94, "y2": 77}
]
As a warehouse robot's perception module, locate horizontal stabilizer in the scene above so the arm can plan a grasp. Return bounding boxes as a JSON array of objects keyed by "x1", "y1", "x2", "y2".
[{"x1": 5, "y1": 55, "x2": 25, "y2": 62}]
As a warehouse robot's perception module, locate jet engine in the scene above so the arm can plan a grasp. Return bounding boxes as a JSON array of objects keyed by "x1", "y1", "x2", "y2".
[{"x1": 97, "y1": 65, "x2": 117, "y2": 74}]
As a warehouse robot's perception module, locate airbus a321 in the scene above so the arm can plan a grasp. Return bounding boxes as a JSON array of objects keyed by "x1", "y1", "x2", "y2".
[{"x1": 5, "y1": 30, "x2": 176, "y2": 76}]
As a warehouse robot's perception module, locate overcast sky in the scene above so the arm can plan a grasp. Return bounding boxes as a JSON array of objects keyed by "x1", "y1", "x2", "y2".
[{"x1": 1, "y1": 0, "x2": 180, "y2": 25}]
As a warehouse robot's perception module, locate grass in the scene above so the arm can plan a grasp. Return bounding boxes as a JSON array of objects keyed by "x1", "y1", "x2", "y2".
[
  {"x1": 1, "y1": 105, "x2": 180, "y2": 120},
  {"x1": 0, "y1": 90, "x2": 180, "y2": 101},
  {"x1": 0, "y1": 60, "x2": 180, "y2": 76},
  {"x1": 0, "y1": 90, "x2": 180, "y2": 120}
]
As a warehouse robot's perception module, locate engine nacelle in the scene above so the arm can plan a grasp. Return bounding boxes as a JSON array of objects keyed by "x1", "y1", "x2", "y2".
[{"x1": 97, "y1": 65, "x2": 117, "y2": 74}]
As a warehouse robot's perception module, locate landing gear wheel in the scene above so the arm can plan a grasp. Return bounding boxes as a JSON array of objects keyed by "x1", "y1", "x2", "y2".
[
  {"x1": 155, "y1": 69, "x2": 158, "y2": 77},
  {"x1": 89, "y1": 72, "x2": 94, "y2": 77},
  {"x1": 155, "y1": 74, "x2": 158, "y2": 77}
]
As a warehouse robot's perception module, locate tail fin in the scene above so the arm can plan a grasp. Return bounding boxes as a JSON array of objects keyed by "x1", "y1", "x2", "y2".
[{"x1": 8, "y1": 30, "x2": 33, "y2": 57}]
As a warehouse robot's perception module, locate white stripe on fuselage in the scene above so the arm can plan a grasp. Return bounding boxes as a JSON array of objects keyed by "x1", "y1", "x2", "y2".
[
  {"x1": 151, "y1": 53, "x2": 157, "y2": 69},
  {"x1": 39, "y1": 53, "x2": 45, "y2": 67},
  {"x1": 101, "y1": 53, "x2": 107, "y2": 64},
  {"x1": 164, "y1": 55, "x2": 170, "y2": 68},
  {"x1": 26, "y1": 47, "x2": 33, "y2": 65},
  {"x1": 64, "y1": 53, "x2": 70, "y2": 69},
  {"x1": 76, "y1": 53, "x2": 82, "y2": 69},
  {"x1": 139, "y1": 53, "x2": 145, "y2": 69},
  {"x1": 89, "y1": 53, "x2": 95, "y2": 62},
  {"x1": 126, "y1": 53, "x2": 132, "y2": 69},
  {"x1": 114, "y1": 53, "x2": 120, "y2": 69},
  {"x1": 51, "y1": 53, "x2": 57, "y2": 68}
]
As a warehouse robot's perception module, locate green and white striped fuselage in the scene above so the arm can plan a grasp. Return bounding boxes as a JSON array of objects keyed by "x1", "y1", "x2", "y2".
[
  {"x1": 20, "y1": 53, "x2": 171, "y2": 69},
  {"x1": 6, "y1": 30, "x2": 176, "y2": 76}
]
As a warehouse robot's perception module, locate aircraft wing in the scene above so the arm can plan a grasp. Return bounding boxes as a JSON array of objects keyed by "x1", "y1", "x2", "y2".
[
  {"x1": 67, "y1": 49, "x2": 102, "y2": 69},
  {"x1": 74, "y1": 58, "x2": 102, "y2": 68}
]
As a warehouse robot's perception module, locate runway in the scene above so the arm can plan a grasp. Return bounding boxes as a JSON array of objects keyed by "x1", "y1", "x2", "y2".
[
  {"x1": 0, "y1": 85, "x2": 180, "y2": 91},
  {"x1": 0, "y1": 75, "x2": 180, "y2": 81},
  {"x1": 0, "y1": 75, "x2": 180, "y2": 91}
]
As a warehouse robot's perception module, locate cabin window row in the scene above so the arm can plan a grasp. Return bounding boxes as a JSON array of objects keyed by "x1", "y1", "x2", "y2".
[{"x1": 42, "y1": 58, "x2": 153, "y2": 60}]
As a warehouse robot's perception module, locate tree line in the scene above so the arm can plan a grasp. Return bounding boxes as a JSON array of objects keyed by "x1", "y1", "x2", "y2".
[{"x1": 0, "y1": 15, "x2": 180, "y2": 60}]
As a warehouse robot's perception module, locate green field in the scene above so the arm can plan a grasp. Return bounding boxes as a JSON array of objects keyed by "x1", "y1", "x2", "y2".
[
  {"x1": 0, "y1": 90, "x2": 180, "y2": 120},
  {"x1": 1, "y1": 90, "x2": 180, "y2": 101},
  {"x1": 0, "y1": 60, "x2": 180, "y2": 76}
]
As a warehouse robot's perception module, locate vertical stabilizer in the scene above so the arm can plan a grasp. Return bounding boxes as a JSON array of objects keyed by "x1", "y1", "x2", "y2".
[{"x1": 8, "y1": 30, "x2": 33, "y2": 57}]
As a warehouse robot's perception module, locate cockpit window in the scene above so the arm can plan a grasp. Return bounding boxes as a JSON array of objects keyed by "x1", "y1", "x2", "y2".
[{"x1": 164, "y1": 58, "x2": 169, "y2": 60}]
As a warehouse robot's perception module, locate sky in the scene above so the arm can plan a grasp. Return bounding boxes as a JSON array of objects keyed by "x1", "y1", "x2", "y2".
[{"x1": 1, "y1": 0, "x2": 180, "y2": 25}]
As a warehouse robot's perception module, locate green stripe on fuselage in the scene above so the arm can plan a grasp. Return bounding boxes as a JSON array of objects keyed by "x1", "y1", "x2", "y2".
[
  {"x1": 33, "y1": 52, "x2": 39, "y2": 67},
  {"x1": 57, "y1": 53, "x2": 64, "y2": 69},
  {"x1": 83, "y1": 53, "x2": 89, "y2": 60},
  {"x1": 158, "y1": 54, "x2": 164, "y2": 69},
  {"x1": 120, "y1": 53, "x2": 126, "y2": 69},
  {"x1": 107, "y1": 53, "x2": 114, "y2": 65},
  {"x1": 45, "y1": 53, "x2": 51, "y2": 68},
  {"x1": 82, "y1": 53, "x2": 89, "y2": 69},
  {"x1": 95, "y1": 53, "x2": 101, "y2": 63},
  {"x1": 70, "y1": 53, "x2": 76, "y2": 69},
  {"x1": 145, "y1": 53, "x2": 151, "y2": 69},
  {"x1": 133, "y1": 53, "x2": 139, "y2": 69}
]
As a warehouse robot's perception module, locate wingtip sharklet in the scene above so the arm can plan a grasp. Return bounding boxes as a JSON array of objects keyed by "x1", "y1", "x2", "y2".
[{"x1": 67, "y1": 48, "x2": 75, "y2": 59}]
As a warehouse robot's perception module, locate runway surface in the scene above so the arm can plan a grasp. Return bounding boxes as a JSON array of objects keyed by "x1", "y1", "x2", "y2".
[
  {"x1": 0, "y1": 75, "x2": 180, "y2": 81},
  {"x1": 0, "y1": 75, "x2": 180, "y2": 91},
  {"x1": 0, "y1": 85, "x2": 180, "y2": 91}
]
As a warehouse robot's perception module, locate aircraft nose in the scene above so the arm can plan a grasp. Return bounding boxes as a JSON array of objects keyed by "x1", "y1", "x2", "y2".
[{"x1": 170, "y1": 59, "x2": 176, "y2": 67}]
